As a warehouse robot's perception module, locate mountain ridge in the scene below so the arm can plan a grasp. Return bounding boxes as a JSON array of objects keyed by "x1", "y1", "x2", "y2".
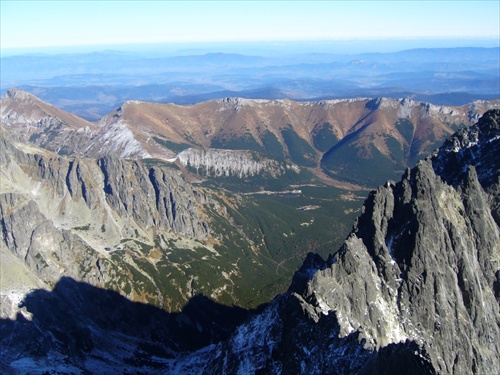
[{"x1": 2, "y1": 89, "x2": 498, "y2": 187}]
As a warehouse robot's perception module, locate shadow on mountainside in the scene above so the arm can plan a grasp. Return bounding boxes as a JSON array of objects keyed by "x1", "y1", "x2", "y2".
[{"x1": 0, "y1": 277, "x2": 264, "y2": 366}]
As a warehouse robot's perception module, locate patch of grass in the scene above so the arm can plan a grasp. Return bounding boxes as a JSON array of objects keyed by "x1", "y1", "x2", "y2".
[
  {"x1": 322, "y1": 141, "x2": 401, "y2": 187},
  {"x1": 450, "y1": 122, "x2": 467, "y2": 132},
  {"x1": 73, "y1": 224, "x2": 91, "y2": 231},
  {"x1": 312, "y1": 122, "x2": 339, "y2": 152},
  {"x1": 199, "y1": 166, "x2": 315, "y2": 193},
  {"x1": 386, "y1": 136, "x2": 405, "y2": 165},
  {"x1": 260, "y1": 130, "x2": 285, "y2": 160},
  {"x1": 211, "y1": 133, "x2": 265, "y2": 153},
  {"x1": 29, "y1": 133, "x2": 42, "y2": 142},
  {"x1": 152, "y1": 136, "x2": 191, "y2": 154},
  {"x1": 133, "y1": 239, "x2": 154, "y2": 254},
  {"x1": 57, "y1": 145, "x2": 71, "y2": 156},
  {"x1": 395, "y1": 118, "x2": 415, "y2": 145},
  {"x1": 141, "y1": 158, "x2": 180, "y2": 170},
  {"x1": 281, "y1": 126, "x2": 317, "y2": 167},
  {"x1": 34, "y1": 252, "x2": 49, "y2": 269}
]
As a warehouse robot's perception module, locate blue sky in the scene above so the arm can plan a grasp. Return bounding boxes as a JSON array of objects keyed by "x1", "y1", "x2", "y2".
[{"x1": 1, "y1": 0, "x2": 499, "y2": 51}]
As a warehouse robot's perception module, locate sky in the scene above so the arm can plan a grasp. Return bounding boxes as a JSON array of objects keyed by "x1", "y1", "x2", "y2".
[{"x1": 1, "y1": 0, "x2": 499, "y2": 53}]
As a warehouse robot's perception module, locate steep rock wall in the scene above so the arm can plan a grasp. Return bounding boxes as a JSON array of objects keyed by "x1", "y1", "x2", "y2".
[
  {"x1": 201, "y1": 110, "x2": 500, "y2": 374},
  {"x1": 177, "y1": 147, "x2": 299, "y2": 178}
]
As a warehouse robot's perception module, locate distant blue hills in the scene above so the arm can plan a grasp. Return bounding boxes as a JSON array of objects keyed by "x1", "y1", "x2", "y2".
[{"x1": 1, "y1": 46, "x2": 498, "y2": 120}]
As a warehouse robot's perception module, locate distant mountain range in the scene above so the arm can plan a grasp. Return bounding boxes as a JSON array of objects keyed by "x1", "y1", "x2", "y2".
[{"x1": 1, "y1": 47, "x2": 498, "y2": 120}]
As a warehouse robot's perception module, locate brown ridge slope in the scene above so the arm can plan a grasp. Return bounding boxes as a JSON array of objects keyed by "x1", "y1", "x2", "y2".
[
  {"x1": 101, "y1": 96, "x2": 499, "y2": 185},
  {"x1": 104, "y1": 97, "x2": 373, "y2": 150},
  {"x1": 0, "y1": 88, "x2": 93, "y2": 131},
  {"x1": 103, "y1": 97, "x2": 498, "y2": 152},
  {"x1": 2, "y1": 89, "x2": 499, "y2": 186}
]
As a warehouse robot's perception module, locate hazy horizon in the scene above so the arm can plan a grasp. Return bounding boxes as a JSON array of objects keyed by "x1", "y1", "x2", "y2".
[
  {"x1": 2, "y1": 37, "x2": 499, "y2": 58},
  {"x1": 1, "y1": 1, "x2": 498, "y2": 119},
  {"x1": 1, "y1": 0, "x2": 499, "y2": 56}
]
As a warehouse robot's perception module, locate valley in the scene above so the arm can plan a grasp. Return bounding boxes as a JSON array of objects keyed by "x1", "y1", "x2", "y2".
[
  {"x1": 1, "y1": 88, "x2": 498, "y2": 315},
  {"x1": 1, "y1": 99, "x2": 498, "y2": 373},
  {"x1": 0, "y1": 91, "x2": 364, "y2": 311}
]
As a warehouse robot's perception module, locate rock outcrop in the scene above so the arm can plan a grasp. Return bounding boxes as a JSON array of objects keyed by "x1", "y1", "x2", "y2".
[
  {"x1": 199, "y1": 109, "x2": 500, "y2": 374},
  {"x1": 177, "y1": 147, "x2": 300, "y2": 178},
  {"x1": 0, "y1": 129, "x2": 212, "y2": 311}
]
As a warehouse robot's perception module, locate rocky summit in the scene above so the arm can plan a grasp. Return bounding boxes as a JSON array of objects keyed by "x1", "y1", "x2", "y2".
[{"x1": 197, "y1": 109, "x2": 500, "y2": 374}]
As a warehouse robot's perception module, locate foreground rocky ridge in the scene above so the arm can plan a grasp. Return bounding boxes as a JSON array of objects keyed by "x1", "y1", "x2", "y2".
[{"x1": 189, "y1": 109, "x2": 500, "y2": 374}]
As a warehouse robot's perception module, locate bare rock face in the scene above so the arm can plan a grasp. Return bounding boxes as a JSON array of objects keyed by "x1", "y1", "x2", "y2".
[
  {"x1": 177, "y1": 147, "x2": 300, "y2": 178},
  {"x1": 97, "y1": 155, "x2": 209, "y2": 239},
  {"x1": 201, "y1": 109, "x2": 500, "y2": 374},
  {"x1": 0, "y1": 131, "x2": 211, "y2": 310}
]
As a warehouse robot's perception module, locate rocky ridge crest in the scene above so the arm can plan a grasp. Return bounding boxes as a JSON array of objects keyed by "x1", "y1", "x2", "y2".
[
  {"x1": 2, "y1": 89, "x2": 499, "y2": 187},
  {"x1": 0, "y1": 130, "x2": 212, "y2": 311},
  {"x1": 198, "y1": 109, "x2": 500, "y2": 374}
]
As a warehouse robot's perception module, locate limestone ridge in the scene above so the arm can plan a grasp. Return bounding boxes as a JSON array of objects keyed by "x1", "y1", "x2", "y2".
[
  {"x1": 201, "y1": 110, "x2": 500, "y2": 374},
  {"x1": 0, "y1": 89, "x2": 150, "y2": 159},
  {"x1": 177, "y1": 147, "x2": 300, "y2": 178}
]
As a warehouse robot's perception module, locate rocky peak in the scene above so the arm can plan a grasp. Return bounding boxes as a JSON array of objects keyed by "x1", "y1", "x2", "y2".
[
  {"x1": 1, "y1": 88, "x2": 90, "y2": 127},
  {"x1": 200, "y1": 109, "x2": 500, "y2": 374},
  {"x1": 432, "y1": 108, "x2": 500, "y2": 188},
  {"x1": 5, "y1": 88, "x2": 36, "y2": 101}
]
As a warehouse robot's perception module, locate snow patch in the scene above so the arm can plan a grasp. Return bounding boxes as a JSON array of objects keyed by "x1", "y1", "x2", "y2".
[{"x1": 31, "y1": 182, "x2": 41, "y2": 196}]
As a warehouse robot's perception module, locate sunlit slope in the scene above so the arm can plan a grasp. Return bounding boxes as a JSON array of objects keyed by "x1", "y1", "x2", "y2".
[{"x1": 101, "y1": 96, "x2": 499, "y2": 186}]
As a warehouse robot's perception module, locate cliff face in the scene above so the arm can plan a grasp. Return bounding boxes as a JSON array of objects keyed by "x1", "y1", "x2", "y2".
[
  {"x1": 201, "y1": 109, "x2": 500, "y2": 374},
  {"x1": 0, "y1": 131, "x2": 213, "y2": 311},
  {"x1": 177, "y1": 147, "x2": 300, "y2": 178}
]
